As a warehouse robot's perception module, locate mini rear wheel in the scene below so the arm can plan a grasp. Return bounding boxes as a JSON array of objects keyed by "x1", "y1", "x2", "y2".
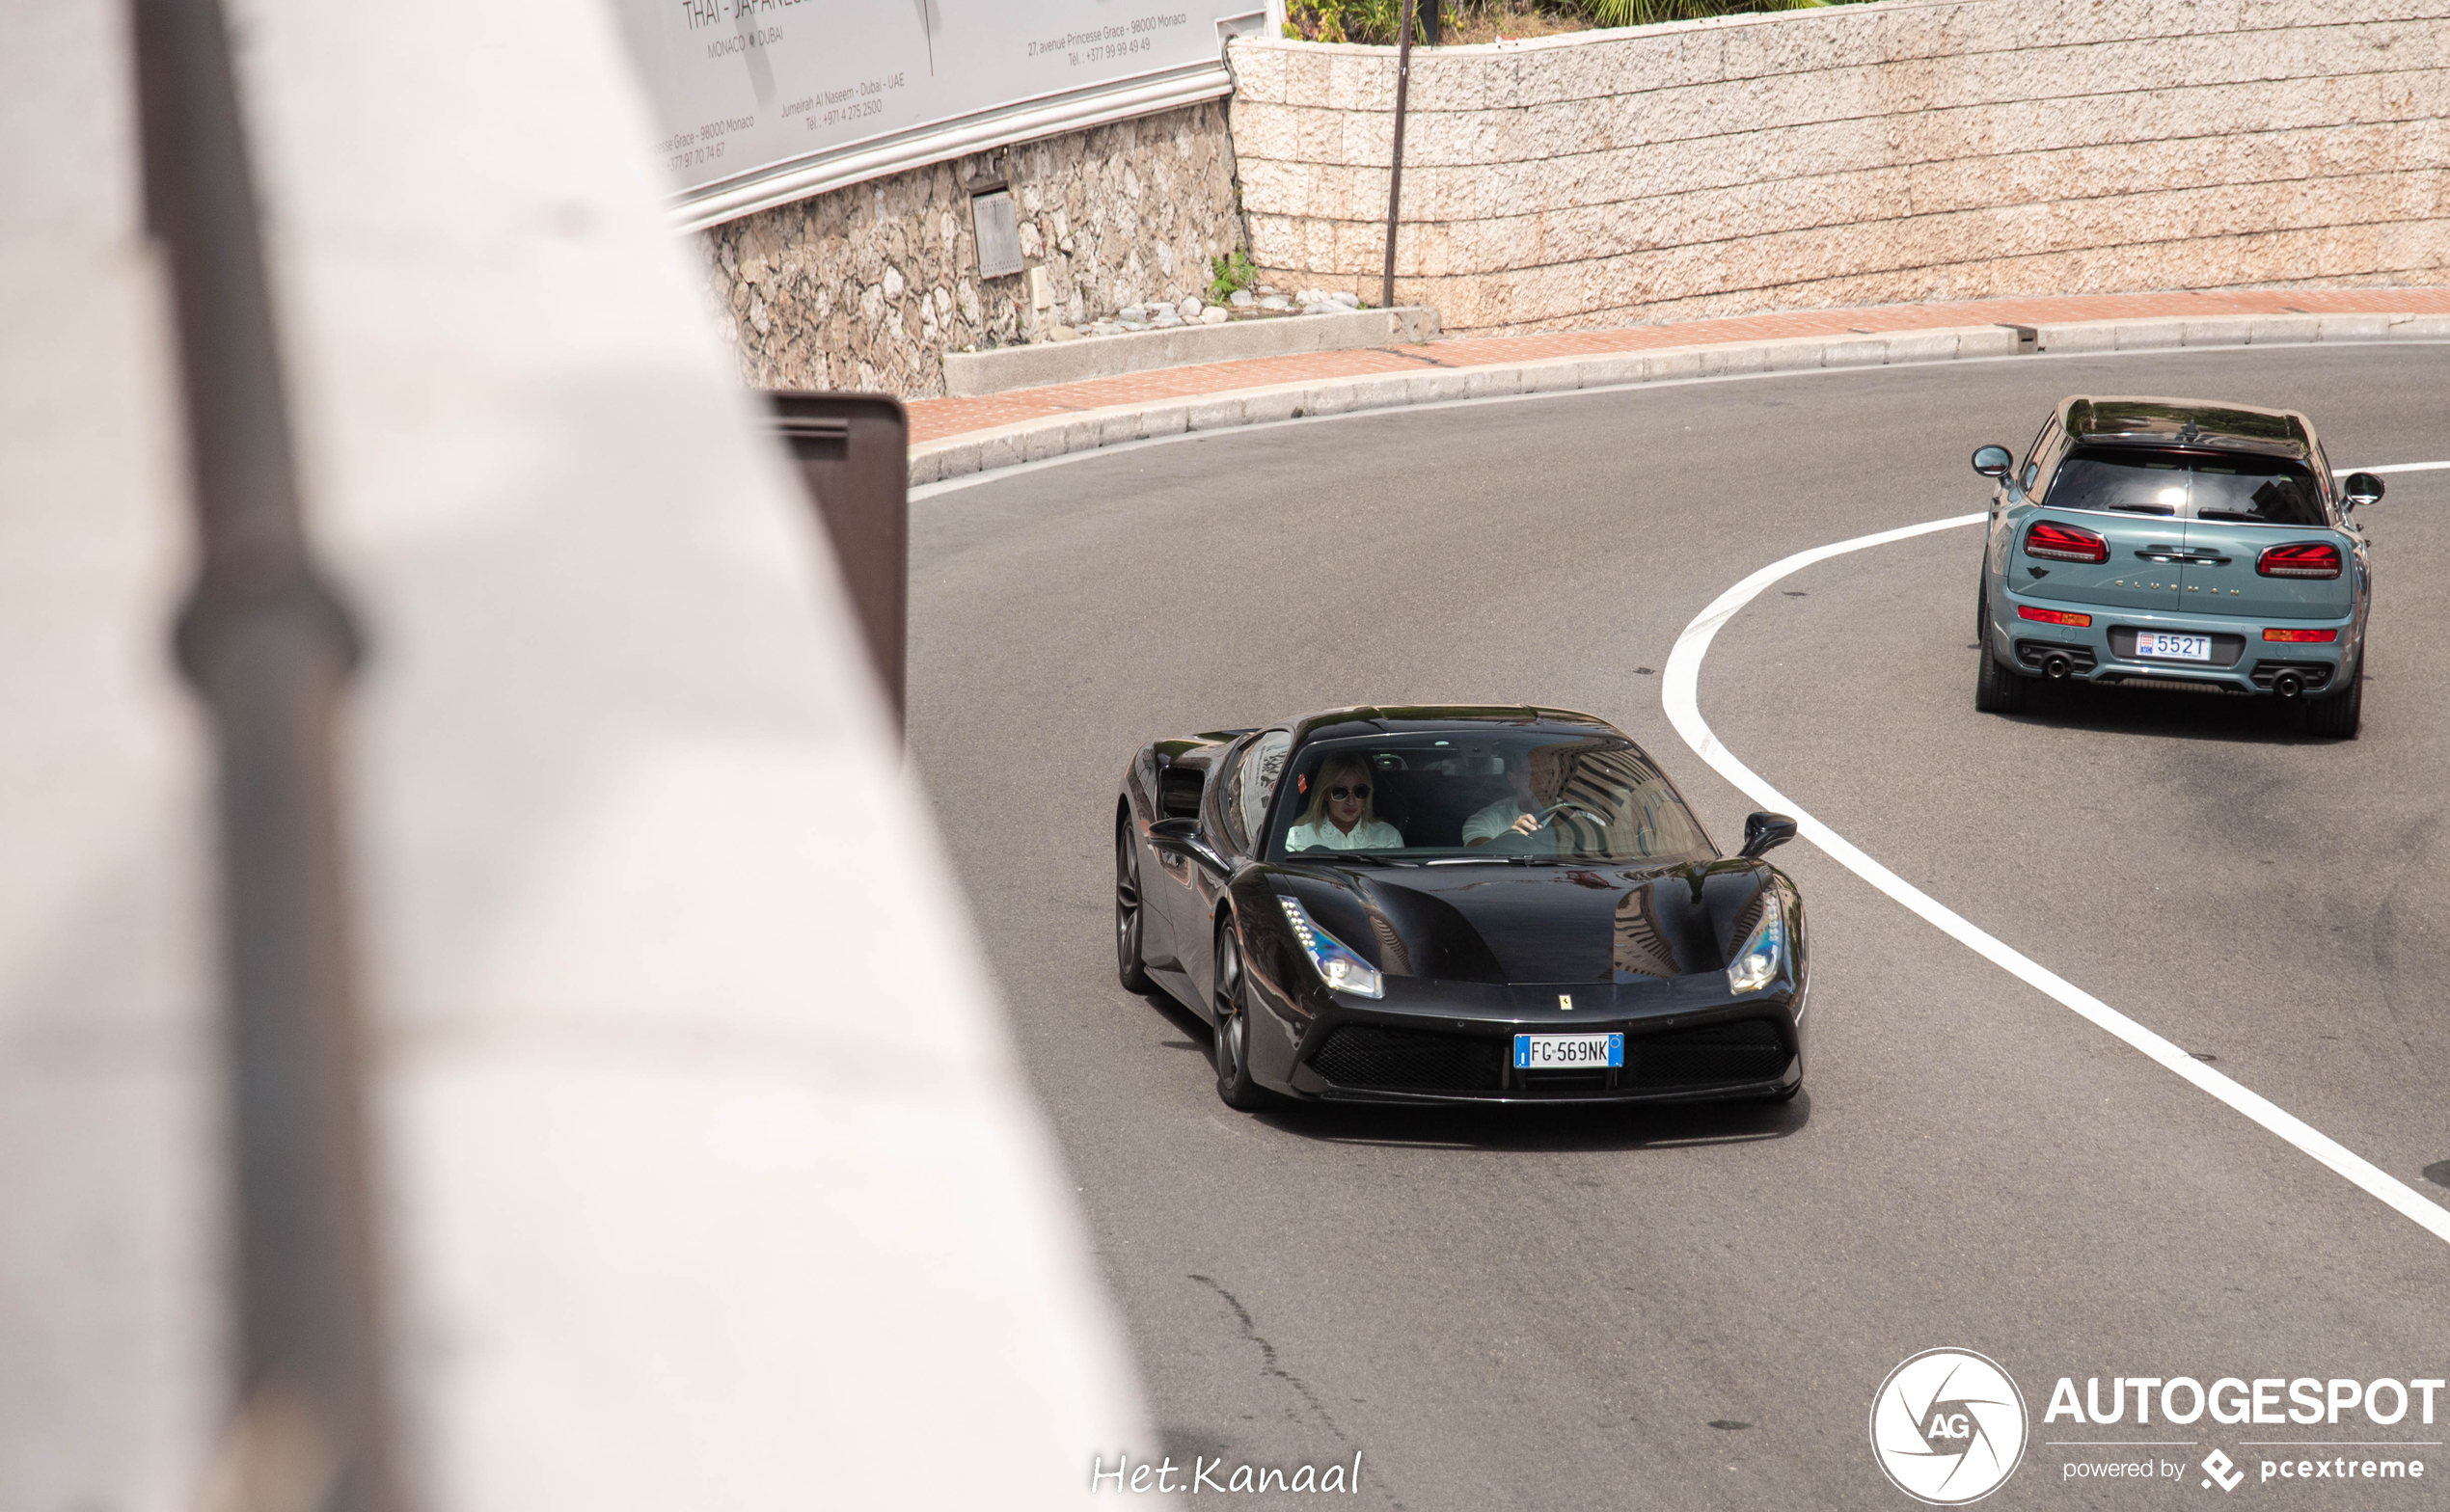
[
  {"x1": 2305, "y1": 662, "x2": 2363, "y2": 739},
  {"x1": 1974, "y1": 619, "x2": 2027, "y2": 715}
]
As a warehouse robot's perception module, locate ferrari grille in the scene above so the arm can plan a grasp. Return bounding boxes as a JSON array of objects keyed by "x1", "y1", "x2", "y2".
[
  {"x1": 1631, "y1": 1019, "x2": 1787, "y2": 1088},
  {"x1": 1309, "y1": 1026, "x2": 1501, "y2": 1092},
  {"x1": 1307, "y1": 1019, "x2": 1789, "y2": 1096}
]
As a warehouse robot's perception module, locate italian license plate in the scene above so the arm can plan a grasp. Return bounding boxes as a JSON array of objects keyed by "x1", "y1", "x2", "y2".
[
  {"x1": 1513, "y1": 1033, "x2": 1623, "y2": 1069},
  {"x1": 2135, "y1": 631, "x2": 2212, "y2": 662}
]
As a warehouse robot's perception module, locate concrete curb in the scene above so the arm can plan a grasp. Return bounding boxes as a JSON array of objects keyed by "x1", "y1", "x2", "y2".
[
  {"x1": 940, "y1": 305, "x2": 1442, "y2": 396},
  {"x1": 911, "y1": 311, "x2": 2450, "y2": 487}
]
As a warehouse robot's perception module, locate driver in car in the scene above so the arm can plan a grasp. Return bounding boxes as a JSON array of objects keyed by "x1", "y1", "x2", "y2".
[
  {"x1": 1464, "y1": 756, "x2": 1555, "y2": 847},
  {"x1": 1285, "y1": 754, "x2": 1404, "y2": 851}
]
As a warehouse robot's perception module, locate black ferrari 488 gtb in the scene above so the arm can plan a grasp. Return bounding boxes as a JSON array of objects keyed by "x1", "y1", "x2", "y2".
[{"x1": 1114, "y1": 706, "x2": 1808, "y2": 1110}]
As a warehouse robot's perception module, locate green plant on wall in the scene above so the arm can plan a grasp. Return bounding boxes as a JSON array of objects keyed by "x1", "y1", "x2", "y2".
[
  {"x1": 1578, "y1": 0, "x2": 1832, "y2": 23},
  {"x1": 1285, "y1": 0, "x2": 1849, "y2": 41},
  {"x1": 1283, "y1": 0, "x2": 1441, "y2": 43},
  {"x1": 1208, "y1": 249, "x2": 1260, "y2": 302}
]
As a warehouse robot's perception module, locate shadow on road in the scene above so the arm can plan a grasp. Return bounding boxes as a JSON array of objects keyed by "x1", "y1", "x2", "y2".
[
  {"x1": 1251, "y1": 1094, "x2": 1807, "y2": 1153},
  {"x1": 1984, "y1": 659, "x2": 2355, "y2": 745}
]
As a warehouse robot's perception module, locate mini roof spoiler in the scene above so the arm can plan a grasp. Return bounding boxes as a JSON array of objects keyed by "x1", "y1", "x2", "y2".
[{"x1": 2065, "y1": 396, "x2": 2311, "y2": 457}]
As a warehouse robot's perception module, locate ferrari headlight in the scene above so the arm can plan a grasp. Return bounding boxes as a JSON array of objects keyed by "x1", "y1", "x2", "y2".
[
  {"x1": 1276, "y1": 896, "x2": 1383, "y2": 999},
  {"x1": 1726, "y1": 908, "x2": 1785, "y2": 995}
]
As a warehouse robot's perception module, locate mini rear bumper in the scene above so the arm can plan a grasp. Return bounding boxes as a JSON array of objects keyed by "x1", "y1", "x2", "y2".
[{"x1": 1999, "y1": 596, "x2": 2358, "y2": 696}]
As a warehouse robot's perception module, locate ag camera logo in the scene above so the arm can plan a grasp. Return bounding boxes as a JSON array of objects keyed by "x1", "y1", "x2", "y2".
[{"x1": 1871, "y1": 1348, "x2": 2028, "y2": 1504}]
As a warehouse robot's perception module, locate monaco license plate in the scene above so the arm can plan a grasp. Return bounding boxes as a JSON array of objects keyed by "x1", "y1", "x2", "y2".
[
  {"x1": 1513, "y1": 1033, "x2": 1623, "y2": 1069},
  {"x1": 2135, "y1": 631, "x2": 2212, "y2": 662}
]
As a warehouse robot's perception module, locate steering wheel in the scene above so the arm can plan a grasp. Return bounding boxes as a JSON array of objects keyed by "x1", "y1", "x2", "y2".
[{"x1": 1539, "y1": 801, "x2": 1612, "y2": 826}]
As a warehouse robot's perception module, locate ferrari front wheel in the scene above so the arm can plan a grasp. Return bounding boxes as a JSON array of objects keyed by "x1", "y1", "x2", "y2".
[
  {"x1": 1211, "y1": 922, "x2": 1270, "y2": 1111},
  {"x1": 1116, "y1": 822, "x2": 1153, "y2": 992}
]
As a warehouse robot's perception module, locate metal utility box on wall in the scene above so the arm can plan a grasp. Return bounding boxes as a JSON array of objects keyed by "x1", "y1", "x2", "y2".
[
  {"x1": 971, "y1": 188, "x2": 1023, "y2": 278},
  {"x1": 766, "y1": 392, "x2": 909, "y2": 734}
]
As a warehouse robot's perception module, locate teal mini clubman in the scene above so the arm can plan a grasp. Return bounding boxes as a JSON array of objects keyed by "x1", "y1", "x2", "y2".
[{"x1": 1971, "y1": 395, "x2": 2382, "y2": 739}]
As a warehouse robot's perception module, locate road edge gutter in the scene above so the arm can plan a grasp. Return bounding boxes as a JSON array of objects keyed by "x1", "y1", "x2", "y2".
[{"x1": 910, "y1": 311, "x2": 2450, "y2": 487}]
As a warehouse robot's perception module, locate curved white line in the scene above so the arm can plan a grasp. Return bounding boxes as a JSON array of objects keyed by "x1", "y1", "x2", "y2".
[{"x1": 1664, "y1": 514, "x2": 2450, "y2": 1247}]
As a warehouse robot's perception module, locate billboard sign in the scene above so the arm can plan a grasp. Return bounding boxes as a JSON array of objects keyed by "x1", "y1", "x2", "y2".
[{"x1": 611, "y1": 1, "x2": 1265, "y2": 230}]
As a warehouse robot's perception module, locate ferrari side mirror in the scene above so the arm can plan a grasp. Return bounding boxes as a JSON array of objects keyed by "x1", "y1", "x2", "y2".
[
  {"x1": 1972, "y1": 446, "x2": 2013, "y2": 480},
  {"x1": 2343, "y1": 472, "x2": 2385, "y2": 510},
  {"x1": 1150, "y1": 817, "x2": 1200, "y2": 841},
  {"x1": 1740, "y1": 812, "x2": 1798, "y2": 858}
]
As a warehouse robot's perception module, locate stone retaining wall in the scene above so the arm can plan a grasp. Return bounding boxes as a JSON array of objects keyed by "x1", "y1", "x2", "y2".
[
  {"x1": 1226, "y1": 0, "x2": 2450, "y2": 334},
  {"x1": 702, "y1": 101, "x2": 1245, "y2": 397}
]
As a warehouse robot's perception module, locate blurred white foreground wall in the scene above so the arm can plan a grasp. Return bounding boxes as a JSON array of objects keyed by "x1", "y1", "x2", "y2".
[{"x1": 0, "y1": 0, "x2": 1147, "y2": 1507}]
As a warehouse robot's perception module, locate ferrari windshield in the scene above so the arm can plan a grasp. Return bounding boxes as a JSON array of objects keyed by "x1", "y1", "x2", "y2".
[{"x1": 1265, "y1": 731, "x2": 1716, "y2": 865}]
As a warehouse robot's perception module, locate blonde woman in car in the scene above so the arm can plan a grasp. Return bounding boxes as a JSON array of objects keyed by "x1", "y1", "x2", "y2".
[{"x1": 1284, "y1": 754, "x2": 1402, "y2": 851}]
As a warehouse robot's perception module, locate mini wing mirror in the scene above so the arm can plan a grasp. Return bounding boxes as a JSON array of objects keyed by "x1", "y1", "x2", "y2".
[
  {"x1": 2343, "y1": 472, "x2": 2385, "y2": 510},
  {"x1": 1149, "y1": 817, "x2": 1200, "y2": 841},
  {"x1": 1740, "y1": 811, "x2": 1798, "y2": 859},
  {"x1": 1972, "y1": 445, "x2": 2014, "y2": 480}
]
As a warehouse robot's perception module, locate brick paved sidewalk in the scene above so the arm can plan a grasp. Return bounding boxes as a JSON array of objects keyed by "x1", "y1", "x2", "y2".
[{"x1": 905, "y1": 288, "x2": 2450, "y2": 445}]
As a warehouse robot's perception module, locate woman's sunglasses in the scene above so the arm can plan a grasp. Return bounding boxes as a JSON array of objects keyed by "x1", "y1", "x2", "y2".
[{"x1": 1327, "y1": 785, "x2": 1371, "y2": 801}]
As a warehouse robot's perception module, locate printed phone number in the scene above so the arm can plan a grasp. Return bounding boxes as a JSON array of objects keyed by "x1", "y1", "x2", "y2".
[
  {"x1": 1077, "y1": 36, "x2": 1153, "y2": 64},
  {"x1": 808, "y1": 98, "x2": 884, "y2": 129}
]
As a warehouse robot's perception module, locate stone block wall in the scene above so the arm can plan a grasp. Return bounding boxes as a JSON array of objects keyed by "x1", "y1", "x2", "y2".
[
  {"x1": 1227, "y1": 0, "x2": 2450, "y2": 334},
  {"x1": 702, "y1": 100, "x2": 1245, "y2": 397}
]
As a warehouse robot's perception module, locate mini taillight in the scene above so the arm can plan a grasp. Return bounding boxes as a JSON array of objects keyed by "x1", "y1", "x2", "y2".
[
  {"x1": 2263, "y1": 627, "x2": 2339, "y2": 642},
  {"x1": 2257, "y1": 542, "x2": 2342, "y2": 579},
  {"x1": 2017, "y1": 605, "x2": 2093, "y2": 627},
  {"x1": 2024, "y1": 520, "x2": 2109, "y2": 563}
]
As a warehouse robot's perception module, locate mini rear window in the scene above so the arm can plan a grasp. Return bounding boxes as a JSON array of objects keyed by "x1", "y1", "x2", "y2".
[{"x1": 2046, "y1": 446, "x2": 2327, "y2": 526}]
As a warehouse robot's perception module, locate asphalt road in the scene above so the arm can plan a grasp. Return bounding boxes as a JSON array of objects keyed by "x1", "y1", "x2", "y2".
[{"x1": 909, "y1": 344, "x2": 2450, "y2": 1509}]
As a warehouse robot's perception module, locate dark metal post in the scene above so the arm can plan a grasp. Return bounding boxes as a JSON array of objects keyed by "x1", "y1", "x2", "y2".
[
  {"x1": 1381, "y1": 0, "x2": 1417, "y2": 311},
  {"x1": 131, "y1": 0, "x2": 394, "y2": 1507},
  {"x1": 766, "y1": 392, "x2": 911, "y2": 738}
]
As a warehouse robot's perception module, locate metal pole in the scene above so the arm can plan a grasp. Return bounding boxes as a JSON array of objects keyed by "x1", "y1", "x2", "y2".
[
  {"x1": 1380, "y1": 0, "x2": 1416, "y2": 311},
  {"x1": 130, "y1": 0, "x2": 394, "y2": 1507}
]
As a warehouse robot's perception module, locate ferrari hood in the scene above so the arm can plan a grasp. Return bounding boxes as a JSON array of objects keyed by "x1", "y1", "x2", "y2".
[{"x1": 1280, "y1": 859, "x2": 1779, "y2": 986}]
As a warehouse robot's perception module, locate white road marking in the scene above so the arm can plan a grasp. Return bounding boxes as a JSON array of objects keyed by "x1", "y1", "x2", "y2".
[
  {"x1": 1663, "y1": 514, "x2": 2450, "y2": 1247},
  {"x1": 2337, "y1": 461, "x2": 2450, "y2": 474}
]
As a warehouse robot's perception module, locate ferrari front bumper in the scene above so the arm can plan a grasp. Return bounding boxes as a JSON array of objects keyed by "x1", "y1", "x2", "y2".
[{"x1": 1273, "y1": 974, "x2": 1805, "y2": 1106}]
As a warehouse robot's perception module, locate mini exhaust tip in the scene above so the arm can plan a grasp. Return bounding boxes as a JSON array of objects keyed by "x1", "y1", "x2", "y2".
[
  {"x1": 2273, "y1": 670, "x2": 2304, "y2": 699},
  {"x1": 2041, "y1": 653, "x2": 2073, "y2": 680}
]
